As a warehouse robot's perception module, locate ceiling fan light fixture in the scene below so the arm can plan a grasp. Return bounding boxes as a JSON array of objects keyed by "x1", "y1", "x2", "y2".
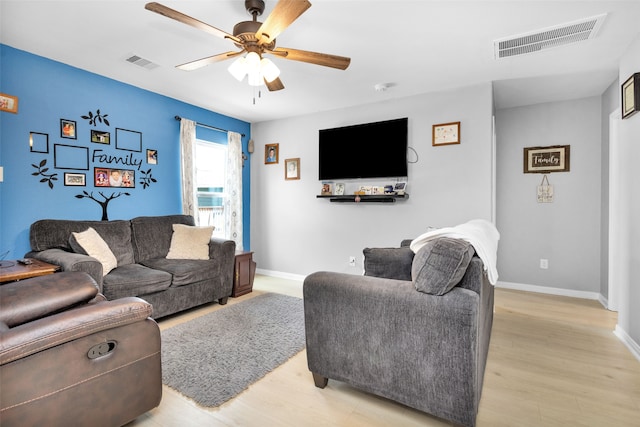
[
  {"x1": 260, "y1": 57, "x2": 280, "y2": 83},
  {"x1": 228, "y1": 56, "x2": 248, "y2": 81}
]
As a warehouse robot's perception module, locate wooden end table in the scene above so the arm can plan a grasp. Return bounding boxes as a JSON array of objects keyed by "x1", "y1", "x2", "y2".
[
  {"x1": 232, "y1": 251, "x2": 256, "y2": 297},
  {"x1": 0, "y1": 258, "x2": 60, "y2": 284}
]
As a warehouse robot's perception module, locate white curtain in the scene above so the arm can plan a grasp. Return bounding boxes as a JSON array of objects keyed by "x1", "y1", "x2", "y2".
[
  {"x1": 179, "y1": 119, "x2": 197, "y2": 221},
  {"x1": 225, "y1": 131, "x2": 243, "y2": 251}
]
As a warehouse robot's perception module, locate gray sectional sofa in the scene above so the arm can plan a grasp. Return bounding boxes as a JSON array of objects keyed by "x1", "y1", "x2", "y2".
[
  {"x1": 303, "y1": 238, "x2": 494, "y2": 427},
  {"x1": 26, "y1": 214, "x2": 236, "y2": 319}
]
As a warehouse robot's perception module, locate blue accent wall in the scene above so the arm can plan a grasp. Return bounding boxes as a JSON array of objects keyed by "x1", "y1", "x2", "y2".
[{"x1": 0, "y1": 45, "x2": 251, "y2": 258}]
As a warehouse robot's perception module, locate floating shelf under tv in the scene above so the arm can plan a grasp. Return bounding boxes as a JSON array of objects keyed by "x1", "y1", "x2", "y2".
[{"x1": 316, "y1": 194, "x2": 409, "y2": 203}]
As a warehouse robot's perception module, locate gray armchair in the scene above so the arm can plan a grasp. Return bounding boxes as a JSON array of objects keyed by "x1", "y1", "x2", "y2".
[
  {"x1": 303, "y1": 239, "x2": 494, "y2": 427},
  {"x1": 0, "y1": 272, "x2": 162, "y2": 427}
]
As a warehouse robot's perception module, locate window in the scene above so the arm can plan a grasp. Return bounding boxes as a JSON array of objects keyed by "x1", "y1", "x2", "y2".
[{"x1": 195, "y1": 140, "x2": 226, "y2": 238}]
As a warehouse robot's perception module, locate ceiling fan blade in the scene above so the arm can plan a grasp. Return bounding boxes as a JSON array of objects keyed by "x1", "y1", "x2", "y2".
[
  {"x1": 177, "y1": 51, "x2": 243, "y2": 71},
  {"x1": 271, "y1": 47, "x2": 351, "y2": 70},
  {"x1": 256, "y1": 0, "x2": 312, "y2": 46},
  {"x1": 145, "y1": 2, "x2": 242, "y2": 44},
  {"x1": 265, "y1": 77, "x2": 285, "y2": 91}
]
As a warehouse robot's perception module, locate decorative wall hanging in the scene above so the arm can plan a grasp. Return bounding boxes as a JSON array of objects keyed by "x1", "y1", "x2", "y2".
[
  {"x1": 29, "y1": 132, "x2": 49, "y2": 153},
  {"x1": 265, "y1": 143, "x2": 279, "y2": 164},
  {"x1": 75, "y1": 190, "x2": 130, "y2": 221},
  {"x1": 64, "y1": 172, "x2": 86, "y2": 187},
  {"x1": 146, "y1": 149, "x2": 158, "y2": 164},
  {"x1": 31, "y1": 159, "x2": 58, "y2": 189},
  {"x1": 523, "y1": 145, "x2": 570, "y2": 173},
  {"x1": 433, "y1": 122, "x2": 460, "y2": 146},
  {"x1": 0, "y1": 93, "x2": 18, "y2": 113},
  {"x1": 537, "y1": 175, "x2": 554, "y2": 203},
  {"x1": 60, "y1": 119, "x2": 77, "y2": 139},
  {"x1": 91, "y1": 130, "x2": 110, "y2": 145},
  {"x1": 622, "y1": 72, "x2": 640, "y2": 119},
  {"x1": 115, "y1": 128, "x2": 142, "y2": 152},
  {"x1": 139, "y1": 169, "x2": 157, "y2": 189},
  {"x1": 54, "y1": 144, "x2": 89, "y2": 170},
  {"x1": 81, "y1": 109, "x2": 110, "y2": 126},
  {"x1": 94, "y1": 168, "x2": 135, "y2": 188},
  {"x1": 285, "y1": 158, "x2": 300, "y2": 180}
]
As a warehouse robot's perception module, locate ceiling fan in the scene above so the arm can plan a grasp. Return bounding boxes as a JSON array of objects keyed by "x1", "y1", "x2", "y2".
[{"x1": 145, "y1": 0, "x2": 351, "y2": 91}]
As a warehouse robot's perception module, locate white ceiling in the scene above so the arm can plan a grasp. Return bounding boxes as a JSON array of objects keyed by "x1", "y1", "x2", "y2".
[{"x1": 2, "y1": 1, "x2": 640, "y2": 123}]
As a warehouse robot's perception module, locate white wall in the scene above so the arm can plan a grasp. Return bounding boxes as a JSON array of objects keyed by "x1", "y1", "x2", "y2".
[
  {"x1": 617, "y1": 34, "x2": 640, "y2": 352},
  {"x1": 250, "y1": 83, "x2": 494, "y2": 277},
  {"x1": 495, "y1": 97, "x2": 602, "y2": 294}
]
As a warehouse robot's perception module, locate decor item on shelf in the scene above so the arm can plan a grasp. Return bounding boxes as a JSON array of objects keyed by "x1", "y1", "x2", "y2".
[
  {"x1": 523, "y1": 145, "x2": 570, "y2": 173},
  {"x1": 144, "y1": 0, "x2": 350, "y2": 91},
  {"x1": 622, "y1": 72, "x2": 639, "y2": 119},
  {"x1": 265, "y1": 143, "x2": 279, "y2": 164},
  {"x1": 394, "y1": 182, "x2": 407, "y2": 195},
  {"x1": 432, "y1": 121, "x2": 460, "y2": 146},
  {"x1": 334, "y1": 183, "x2": 345, "y2": 195},
  {"x1": 0, "y1": 93, "x2": 18, "y2": 113},
  {"x1": 285, "y1": 158, "x2": 300, "y2": 180},
  {"x1": 321, "y1": 182, "x2": 333, "y2": 195}
]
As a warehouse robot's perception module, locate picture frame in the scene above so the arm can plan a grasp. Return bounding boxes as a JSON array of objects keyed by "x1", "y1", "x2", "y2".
[
  {"x1": 265, "y1": 143, "x2": 279, "y2": 164},
  {"x1": 0, "y1": 93, "x2": 18, "y2": 114},
  {"x1": 90, "y1": 130, "x2": 110, "y2": 145},
  {"x1": 394, "y1": 182, "x2": 407, "y2": 195},
  {"x1": 523, "y1": 145, "x2": 570, "y2": 173},
  {"x1": 64, "y1": 172, "x2": 86, "y2": 187},
  {"x1": 321, "y1": 182, "x2": 333, "y2": 195},
  {"x1": 284, "y1": 158, "x2": 300, "y2": 180},
  {"x1": 622, "y1": 72, "x2": 640, "y2": 119},
  {"x1": 54, "y1": 144, "x2": 89, "y2": 170},
  {"x1": 60, "y1": 119, "x2": 77, "y2": 139},
  {"x1": 147, "y1": 149, "x2": 158, "y2": 164},
  {"x1": 115, "y1": 128, "x2": 142, "y2": 152},
  {"x1": 29, "y1": 132, "x2": 49, "y2": 153},
  {"x1": 433, "y1": 121, "x2": 460, "y2": 146},
  {"x1": 334, "y1": 183, "x2": 345, "y2": 195},
  {"x1": 94, "y1": 167, "x2": 136, "y2": 188}
]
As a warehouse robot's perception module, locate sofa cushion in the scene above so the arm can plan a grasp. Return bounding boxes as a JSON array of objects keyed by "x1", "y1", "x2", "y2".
[
  {"x1": 70, "y1": 227, "x2": 118, "y2": 276},
  {"x1": 102, "y1": 264, "x2": 172, "y2": 300},
  {"x1": 140, "y1": 258, "x2": 218, "y2": 287},
  {"x1": 131, "y1": 215, "x2": 195, "y2": 262},
  {"x1": 412, "y1": 237, "x2": 475, "y2": 295},
  {"x1": 363, "y1": 247, "x2": 414, "y2": 281},
  {"x1": 166, "y1": 224, "x2": 214, "y2": 260},
  {"x1": 30, "y1": 219, "x2": 135, "y2": 266}
]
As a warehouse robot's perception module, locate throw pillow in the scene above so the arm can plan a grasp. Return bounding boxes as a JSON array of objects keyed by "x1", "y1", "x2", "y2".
[
  {"x1": 363, "y1": 247, "x2": 414, "y2": 281},
  {"x1": 70, "y1": 227, "x2": 118, "y2": 276},
  {"x1": 412, "y1": 237, "x2": 475, "y2": 295},
  {"x1": 166, "y1": 224, "x2": 214, "y2": 260}
]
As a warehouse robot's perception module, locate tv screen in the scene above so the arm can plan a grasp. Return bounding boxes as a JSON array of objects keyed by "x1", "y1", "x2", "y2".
[{"x1": 318, "y1": 117, "x2": 408, "y2": 180}]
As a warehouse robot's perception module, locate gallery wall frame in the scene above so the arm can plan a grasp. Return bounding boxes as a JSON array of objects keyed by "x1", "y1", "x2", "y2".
[
  {"x1": 94, "y1": 167, "x2": 136, "y2": 188},
  {"x1": 523, "y1": 145, "x2": 570, "y2": 174},
  {"x1": 54, "y1": 144, "x2": 89, "y2": 170},
  {"x1": 64, "y1": 172, "x2": 86, "y2": 187},
  {"x1": 265, "y1": 143, "x2": 279, "y2": 164},
  {"x1": 60, "y1": 119, "x2": 77, "y2": 139},
  {"x1": 91, "y1": 130, "x2": 110, "y2": 145},
  {"x1": 622, "y1": 72, "x2": 640, "y2": 119},
  {"x1": 285, "y1": 158, "x2": 300, "y2": 180},
  {"x1": 29, "y1": 132, "x2": 49, "y2": 153},
  {"x1": 0, "y1": 93, "x2": 18, "y2": 113},
  {"x1": 433, "y1": 121, "x2": 460, "y2": 146},
  {"x1": 115, "y1": 128, "x2": 142, "y2": 152}
]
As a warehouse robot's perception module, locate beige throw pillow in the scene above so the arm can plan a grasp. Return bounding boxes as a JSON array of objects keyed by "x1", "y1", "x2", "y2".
[
  {"x1": 71, "y1": 227, "x2": 118, "y2": 276},
  {"x1": 166, "y1": 224, "x2": 214, "y2": 260}
]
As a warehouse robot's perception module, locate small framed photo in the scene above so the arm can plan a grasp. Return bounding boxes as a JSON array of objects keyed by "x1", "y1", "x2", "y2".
[
  {"x1": 334, "y1": 183, "x2": 345, "y2": 195},
  {"x1": 30, "y1": 132, "x2": 49, "y2": 153},
  {"x1": 64, "y1": 172, "x2": 86, "y2": 186},
  {"x1": 91, "y1": 130, "x2": 110, "y2": 144},
  {"x1": 0, "y1": 93, "x2": 18, "y2": 114},
  {"x1": 394, "y1": 182, "x2": 407, "y2": 195},
  {"x1": 433, "y1": 121, "x2": 460, "y2": 146},
  {"x1": 147, "y1": 149, "x2": 158, "y2": 164},
  {"x1": 321, "y1": 182, "x2": 333, "y2": 195},
  {"x1": 265, "y1": 143, "x2": 279, "y2": 164},
  {"x1": 285, "y1": 158, "x2": 300, "y2": 180},
  {"x1": 60, "y1": 119, "x2": 77, "y2": 139},
  {"x1": 524, "y1": 145, "x2": 570, "y2": 173},
  {"x1": 622, "y1": 72, "x2": 640, "y2": 119},
  {"x1": 94, "y1": 167, "x2": 136, "y2": 188}
]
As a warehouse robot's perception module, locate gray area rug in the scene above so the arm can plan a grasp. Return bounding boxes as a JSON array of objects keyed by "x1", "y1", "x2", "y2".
[{"x1": 161, "y1": 293, "x2": 305, "y2": 407}]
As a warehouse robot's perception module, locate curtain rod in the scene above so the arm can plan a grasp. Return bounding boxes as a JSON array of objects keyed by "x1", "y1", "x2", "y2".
[{"x1": 174, "y1": 115, "x2": 245, "y2": 138}]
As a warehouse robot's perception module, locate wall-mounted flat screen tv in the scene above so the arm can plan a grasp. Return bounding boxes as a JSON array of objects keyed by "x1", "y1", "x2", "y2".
[{"x1": 318, "y1": 117, "x2": 408, "y2": 180}]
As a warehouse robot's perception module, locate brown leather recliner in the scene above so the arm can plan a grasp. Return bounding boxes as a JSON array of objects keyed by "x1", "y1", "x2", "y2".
[{"x1": 0, "y1": 272, "x2": 162, "y2": 427}]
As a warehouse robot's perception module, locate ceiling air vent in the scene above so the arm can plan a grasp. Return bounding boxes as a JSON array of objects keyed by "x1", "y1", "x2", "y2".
[
  {"x1": 125, "y1": 54, "x2": 159, "y2": 70},
  {"x1": 494, "y1": 13, "x2": 607, "y2": 59}
]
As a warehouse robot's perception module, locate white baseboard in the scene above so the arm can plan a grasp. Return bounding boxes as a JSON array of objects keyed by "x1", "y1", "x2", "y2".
[
  {"x1": 614, "y1": 325, "x2": 640, "y2": 362},
  {"x1": 496, "y1": 281, "x2": 602, "y2": 301},
  {"x1": 256, "y1": 268, "x2": 306, "y2": 282}
]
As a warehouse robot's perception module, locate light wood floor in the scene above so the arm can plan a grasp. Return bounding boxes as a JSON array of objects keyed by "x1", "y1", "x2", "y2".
[{"x1": 130, "y1": 276, "x2": 640, "y2": 427}]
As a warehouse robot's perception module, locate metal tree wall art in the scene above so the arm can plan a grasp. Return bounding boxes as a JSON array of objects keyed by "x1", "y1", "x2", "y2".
[
  {"x1": 75, "y1": 190, "x2": 130, "y2": 220},
  {"x1": 31, "y1": 159, "x2": 58, "y2": 189},
  {"x1": 81, "y1": 109, "x2": 110, "y2": 127}
]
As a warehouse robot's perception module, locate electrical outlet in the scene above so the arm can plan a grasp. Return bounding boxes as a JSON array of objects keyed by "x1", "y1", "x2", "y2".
[
  {"x1": 349, "y1": 256, "x2": 356, "y2": 267},
  {"x1": 540, "y1": 259, "x2": 549, "y2": 269}
]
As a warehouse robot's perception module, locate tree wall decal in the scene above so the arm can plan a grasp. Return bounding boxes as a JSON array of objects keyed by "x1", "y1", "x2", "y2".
[
  {"x1": 31, "y1": 159, "x2": 58, "y2": 189},
  {"x1": 75, "y1": 190, "x2": 130, "y2": 221}
]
